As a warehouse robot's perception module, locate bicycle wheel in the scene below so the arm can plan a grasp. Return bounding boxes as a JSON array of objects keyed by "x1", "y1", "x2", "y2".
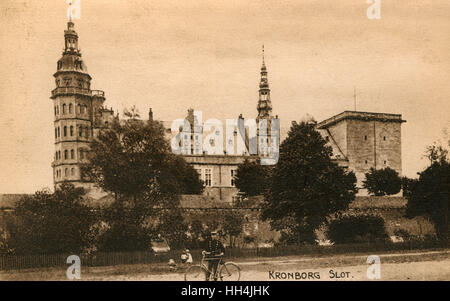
[
  {"x1": 219, "y1": 262, "x2": 241, "y2": 281},
  {"x1": 184, "y1": 265, "x2": 206, "y2": 281}
]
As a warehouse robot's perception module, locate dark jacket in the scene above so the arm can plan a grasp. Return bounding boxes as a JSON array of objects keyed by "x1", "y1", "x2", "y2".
[{"x1": 204, "y1": 238, "x2": 225, "y2": 256}]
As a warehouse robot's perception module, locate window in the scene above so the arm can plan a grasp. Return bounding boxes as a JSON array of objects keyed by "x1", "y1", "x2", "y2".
[
  {"x1": 69, "y1": 103, "x2": 73, "y2": 114},
  {"x1": 85, "y1": 126, "x2": 89, "y2": 138},
  {"x1": 231, "y1": 169, "x2": 236, "y2": 187},
  {"x1": 194, "y1": 168, "x2": 201, "y2": 179},
  {"x1": 365, "y1": 160, "x2": 368, "y2": 164},
  {"x1": 65, "y1": 168, "x2": 68, "y2": 176},
  {"x1": 205, "y1": 169, "x2": 212, "y2": 187},
  {"x1": 383, "y1": 136, "x2": 386, "y2": 141},
  {"x1": 384, "y1": 160, "x2": 387, "y2": 165},
  {"x1": 77, "y1": 104, "x2": 81, "y2": 114},
  {"x1": 64, "y1": 150, "x2": 68, "y2": 160},
  {"x1": 57, "y1": 127, "x2": 60, "y2": 138},
  {"x1": 58, "y1": 151, "x2": 61, "y2": 160},
  {"x1": 79, "y1": 125, "x2": 83, "y2": 137},
  {"x1": 62, "y1": 104, "x2": 66, "y2": 114},
  {"x1": 56, "y1": 105, "x2": 59, "y2": 115},
  {"x1": 364, "y1": 135, "x2": 367, "y2": 141},
  {"x1": 71, "y1": 149, "x2": 74, "y2": 159},
  {"x1": 80, "y1": 149, "x2": 84, "y2": 159},
  {"x1": 54, "y1": 106, "x2": 57, "y2": 116},
  {"x1": 71, "y1": 168, "x2": 75, "y2": 176},
  {"x1": 63, "y1": 126, "x2": 67, "y2": 137},
  {"x1": 70, "y1": 126, "x2": 74, "y2": 136},
  {"x1": 55, "y1": 128, "x2": 57, "y2": 139}
]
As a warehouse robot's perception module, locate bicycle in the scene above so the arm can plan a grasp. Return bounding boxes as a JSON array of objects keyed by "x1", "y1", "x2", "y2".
[{"x1": 184, "y1": 253, "x2": 241, "y2": 281}]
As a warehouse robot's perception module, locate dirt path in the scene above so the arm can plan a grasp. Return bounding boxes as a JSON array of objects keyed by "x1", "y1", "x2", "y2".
[
  {"x1": 2, "y1": 249, "x2": 449, "y2": 281},
  {"x1": 84, "y1": 251, "x2": 450, "y2": 281}
]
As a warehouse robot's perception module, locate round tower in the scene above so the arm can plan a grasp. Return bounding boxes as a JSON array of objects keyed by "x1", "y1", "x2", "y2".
[{"x1": 51, "y1": 21, "x2": 105, "y2": 189}]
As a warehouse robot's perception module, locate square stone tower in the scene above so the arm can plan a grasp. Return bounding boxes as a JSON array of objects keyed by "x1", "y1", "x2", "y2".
[{"x1": 316, "y1": 111, "x2": 406, "y2": 193}]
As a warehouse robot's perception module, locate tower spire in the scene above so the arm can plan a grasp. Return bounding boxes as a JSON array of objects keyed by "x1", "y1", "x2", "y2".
[{"x1": 257, "y1": 46, "x2": 272, "y2": 122}]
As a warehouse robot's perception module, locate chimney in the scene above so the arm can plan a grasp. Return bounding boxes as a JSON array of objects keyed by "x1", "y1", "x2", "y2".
[{"x1": 149, "y1": 108, "x2": 153, "y2": 121}]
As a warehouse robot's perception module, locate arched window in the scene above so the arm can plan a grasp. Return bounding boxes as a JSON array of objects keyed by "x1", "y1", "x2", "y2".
[
  {"x1": 77, "y1": 104, "x2": 81, "y2": 114},
  {"x1": 69, "y1": 103, "x2": 73, "y2": 114},
  {"x1": 62, "y1": 104, "x2": 66, "y2": 114},
  {"x1": 71, "y1": 149, "x2": 74, "y2": 159},
  {"x1": 79, "y1": 149, "x2": 84, "y2": 159},
  {"x1": 85, "y1": 126, "x2": 89, "y2": 138},
  {"x1": 80, "y1": 105, "x2": 85, "y2": 114},
  {"x1": 79, "y1": 125, "x2": 83, "y2": 137},
  {"x1": 64, "y1": 126, "x2": 67, "y2": 137},
  {"x1": 65, "y1": 168, "x2": 68, "y2": 176},
  {"x1": 64, "y1": 150, "x2": 68, "y2": 160},
  {"x1": 55, "y1": 128, "x2": 57, "y2": 139},
  {"x1": 56, "y1": 105, "x2": 59, "y2": 115},
  {"x1": 58, "y1": 151, "x2": 61, "y2": 159},
  {"x1": 70, "y1": 126, "x2": 74, "y2": 136},
  {"x1": 54, "y1": 106, "x2": 57, "y2": 116},
  {"x1": 57, "y1": 127, "x2": 60, "y2": 138},
  {"x1": 71, "y1": 168, "x2": 75, "y2": 176}
]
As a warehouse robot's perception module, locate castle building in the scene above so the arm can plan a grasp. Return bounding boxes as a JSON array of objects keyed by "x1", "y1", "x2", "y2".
[
  {"x1": 170, "y1": 48, "x2": 279, "y2": 203},
  {"x1": 51, "y1": 22, "x2": 116, "y2": 192},
  {"x1": 49, "y1": 22, "x2": 405, "y2": 200},
  {"x1": 316, "y1": 111, "x2": 406, "y2": 193}
]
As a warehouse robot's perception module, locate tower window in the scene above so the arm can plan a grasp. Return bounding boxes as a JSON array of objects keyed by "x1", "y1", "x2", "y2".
[
  {"x1": 80, "y1": 149, "x2": 84, "y2": 159},
  {"x1": 55, "y1": 128, "x2": 57, "y2": 139},
  {"x1": 231, "y1": 169, "x2": 236, "y2": 187},
  {"x1": 71, "y1": 168, "x2": 75, "y2": 176},
  {"x1": 365, "y1": 160, "x2": 368, "y2": 164},
  {"x1": 383, "y1": 136, "x2": 386, "y2": 141},
  {"x1": 62, "y1": 104, "x2": 66, "y2": 114},
  {"x1": 65, "y1": 168, "x2": 68, "y2": 176},
  {"x1": 70, "y1": 126, "x2": 74, "y2": 136},
  {"x1": 69, "y1": 103, "x2": 73, "y2": 114},
  {"x1": 71, "y1": 149, "x2": 74, "y2": 159},
  {"x1": 364, "y1": 135, "x2": 367, "y2": 141},
  {"x1": 79, "y1": 126, "x2": 83, "y2": 137},
  {"x1": 57, "y1": 127, "x2": 60, "y2": 138},
  {"x1": 64, "y1": 150, "x2": 68, "y2": 160},
  {"x1": 63, "y1": 126, "x2": 67, "y2": 137},
  {"x1": 77, "y1": 104, "x2": 81, "y2": 114},
  {"x1": 205, "y1": 169, "x2": 212, "y2": 187}
]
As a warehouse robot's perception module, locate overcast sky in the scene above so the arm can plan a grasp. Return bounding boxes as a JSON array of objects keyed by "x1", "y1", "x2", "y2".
[{"x1": 0, "y1": 0, "x2": 449, "y2": 193}]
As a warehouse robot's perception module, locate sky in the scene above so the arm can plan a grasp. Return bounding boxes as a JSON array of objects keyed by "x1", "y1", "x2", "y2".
[{"x1": 0, "y1": 0, "x2": 449, "y2": 193}]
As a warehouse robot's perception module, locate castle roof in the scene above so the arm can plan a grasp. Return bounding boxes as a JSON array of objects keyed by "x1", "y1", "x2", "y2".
[{"x1": 316, "y1": 111, "x2": 406, "y2": 129}]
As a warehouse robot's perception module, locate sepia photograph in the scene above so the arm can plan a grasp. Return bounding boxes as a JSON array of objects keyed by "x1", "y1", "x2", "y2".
[{"x1": 0, "y1": 0, "x2": 448, "y2": 289}]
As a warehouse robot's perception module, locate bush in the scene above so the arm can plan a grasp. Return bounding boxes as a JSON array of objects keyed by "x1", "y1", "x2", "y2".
[
  {"x1": 363, "y1": 167, "x2": 402, "y2": 196},
  {"x1": 326, "y1": 214, "x2": 389, "y2": 244}
]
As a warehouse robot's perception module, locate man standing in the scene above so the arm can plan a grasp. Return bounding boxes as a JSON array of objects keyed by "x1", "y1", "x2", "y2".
[{"x1": 202, "y1": 230, "x2": 225, "y2": 281}]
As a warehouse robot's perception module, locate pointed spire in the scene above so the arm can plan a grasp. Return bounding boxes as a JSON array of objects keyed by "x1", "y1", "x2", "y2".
[
  {"x1": 262, "y1": 44, "x2": 266, "y2": 68},
  {"x1": 257, "y1": 46, "x2": 272, "y2": 121}
]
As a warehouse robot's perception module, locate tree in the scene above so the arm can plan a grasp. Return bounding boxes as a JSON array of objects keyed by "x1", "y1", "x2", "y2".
[
  {"x1": 326, "y1": 214, "x2": 389, "y2": 244},
  {"x1": 8, "y1": 184, "x2": 96, "y2": 255},
  {"x1": 234, "y1": 159, "x2": 270, "y2": 197},
  {"x1": 262, "y1": 121, "x2": 357, "y2": 244},
  {"x1": 222, "y1": 210, "x2": 244, "y2": 248},
  {"x1": 406, "y1": 160, "x2": 449, "y2": 244},
  {"x1": 424, "y1": 143, "x2": 448, "y2": 165},
  {"x1": 362, "y1": 167, "x2": 402, "y2": 196},
  {"x1": 84, "y1": 114, "x2": 203, "y2": 251}
]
